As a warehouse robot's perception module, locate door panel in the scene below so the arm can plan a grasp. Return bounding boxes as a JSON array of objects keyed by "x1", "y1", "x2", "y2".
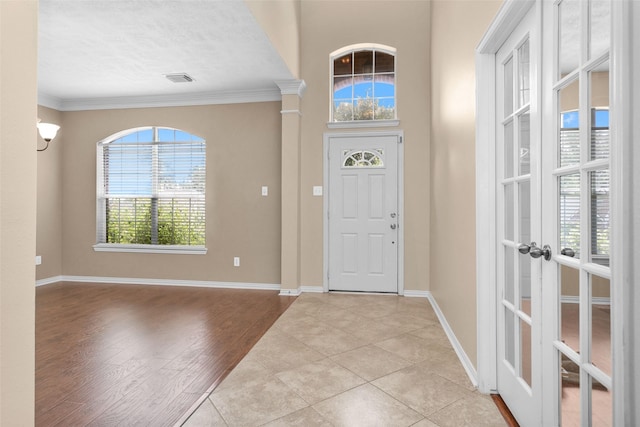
[
  {"x1": 328, "y1": 135, "x2": 399, "y2": 293},
  {"x1": 541, "y1": 0, "x2": 612, "y2": 425},
  {"x1": 496, "y1": 5, "x2": 539, "y2": 425}
]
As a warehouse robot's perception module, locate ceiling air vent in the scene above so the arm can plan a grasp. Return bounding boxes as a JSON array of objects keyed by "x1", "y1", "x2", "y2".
[{"x1": 165, "y1": 73, "x2": 194, "y2": 83}]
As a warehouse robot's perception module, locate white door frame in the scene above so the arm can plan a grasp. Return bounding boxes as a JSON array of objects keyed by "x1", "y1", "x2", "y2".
[
  {"x1": 323, "y1": 130, "x2": 404, "y2": 294},
  {"x1": 476, "y1": 0, "x2": 639, "y2": 424}
]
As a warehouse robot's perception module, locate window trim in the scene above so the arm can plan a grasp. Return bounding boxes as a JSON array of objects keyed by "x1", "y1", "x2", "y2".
[
  {"x1": 95, "y1": 126, "x2": 207, "y2": 254},
  {"x1": 92, "y1": 243, "x2": 207, "y2": 255},
  {"x1": 329, "y1": 43, "x2": 398, "y2": 124}
]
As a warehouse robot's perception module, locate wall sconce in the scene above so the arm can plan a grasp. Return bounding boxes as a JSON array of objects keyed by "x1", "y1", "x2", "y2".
[{"x1": 37, "y1": 120, "x2": 60, "y2": 152}]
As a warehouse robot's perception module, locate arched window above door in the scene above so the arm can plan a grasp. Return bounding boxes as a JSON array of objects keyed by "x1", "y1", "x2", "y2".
[{"x1": 330, "y1": 44, "x2": 397, "y2": 126}]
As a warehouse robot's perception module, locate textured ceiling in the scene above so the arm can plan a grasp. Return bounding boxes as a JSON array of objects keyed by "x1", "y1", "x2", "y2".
[{"x1": 38, "y1": 0, "x2": 294, "y2": 110}]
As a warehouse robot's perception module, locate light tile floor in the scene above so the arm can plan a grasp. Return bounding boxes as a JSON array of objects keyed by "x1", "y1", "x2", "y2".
[{"x1": 181, "y1": 293, "x2": 506, "y2": 426}]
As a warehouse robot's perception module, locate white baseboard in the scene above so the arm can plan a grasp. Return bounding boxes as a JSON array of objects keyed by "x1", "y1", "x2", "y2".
[
  {"x1": 35, "y1": 275, "x2": 280, "y2": 291},
  {"x1": 36, "y1": 275, "x2": 64, "y2": 287},
  {"x1": 279, "y1": 286, "x2": 323, "y2": 295},
  {"x1": 403, "y1": 290, "x2": 430, "y2": 298},
  {"x1": 279, "y1": 287, "x2": 302, "y2": 296},
  {"x1": 425, "y1": 291, "x2": 479, "y2": 388}
]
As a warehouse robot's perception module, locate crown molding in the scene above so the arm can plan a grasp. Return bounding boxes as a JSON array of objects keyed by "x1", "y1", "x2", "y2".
[
  {"x1": 275, "y1": 79, "x2": 307, "y2": 98},
  {"x1": 38, "y1": 92, "x2": 64, "y2": 111},
  {"x1": 37, "y1": 87, "x2": 283, "y2": 112}
]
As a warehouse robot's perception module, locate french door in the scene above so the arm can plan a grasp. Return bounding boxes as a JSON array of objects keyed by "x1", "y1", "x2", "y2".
[{"x1": 494, "y1": 1, "x2": 613, "y2": 426}]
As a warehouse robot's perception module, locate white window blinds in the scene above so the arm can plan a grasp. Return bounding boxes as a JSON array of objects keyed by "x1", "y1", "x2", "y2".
[{"x1": 97, "y1": 127, "x2": 205, "y2": 246}]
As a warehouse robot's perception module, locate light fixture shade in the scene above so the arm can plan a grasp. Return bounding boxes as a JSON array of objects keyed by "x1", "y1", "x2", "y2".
[{"x1": 37, "y1": 123, "x2": 60, "y2": 142}]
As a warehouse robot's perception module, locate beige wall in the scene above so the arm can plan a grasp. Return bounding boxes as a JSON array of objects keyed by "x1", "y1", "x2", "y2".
[
  {"x1": 36, "y1": 106, "x2": 63, "y2": 280},
  {"x1": 299, "y1": 0, "x2": 431, "y2": 290},
  {"x1": 0, "y1": 1, "x2": 38, "y2": 423},
  {"x1": 245, "y1": 0, "x2": 300, "y2": 78},
  {"x1": 430, "y1": 0, "x2": 502, "y2": 366},
  {"x1": 59, "y1": 102, "x2": 283, "y2": 284}
]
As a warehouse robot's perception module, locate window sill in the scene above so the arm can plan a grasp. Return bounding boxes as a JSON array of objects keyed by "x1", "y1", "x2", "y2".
[
  {"x1": 326, "y1": 119, "x2": 400, "y2": 129},
  {"x1": 93, "y1": 244, "x2": 207, "y2": 255}
]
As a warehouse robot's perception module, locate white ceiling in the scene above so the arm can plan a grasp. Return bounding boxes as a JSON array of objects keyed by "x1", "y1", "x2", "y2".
[{"x1": 38, "y1": 0, "x2": 294, "y2": 111}]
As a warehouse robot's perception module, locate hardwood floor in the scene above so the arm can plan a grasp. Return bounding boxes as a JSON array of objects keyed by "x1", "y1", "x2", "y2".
[
  {"x1": 35, "y1": 282, "x2": 296, "y2": 426},
  {"x1": 491, "y1": 394, "x2": 520, "y2": 427}
]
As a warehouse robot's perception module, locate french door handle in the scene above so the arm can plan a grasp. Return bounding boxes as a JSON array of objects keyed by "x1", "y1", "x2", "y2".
[
  {"x1": 560, "y1": 247, "x2": 575, "y2": 257},
  {"x1": 518, "y1": 242, "x2": 534, "y2": 254},
  {"x1": 530, "y1": 244, "x2": 552, "y2": 261}
]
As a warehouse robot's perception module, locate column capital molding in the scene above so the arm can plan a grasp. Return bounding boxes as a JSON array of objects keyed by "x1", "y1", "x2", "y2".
[{"x1": 275, "y1": 79, "x2": 307, "y2": 98}]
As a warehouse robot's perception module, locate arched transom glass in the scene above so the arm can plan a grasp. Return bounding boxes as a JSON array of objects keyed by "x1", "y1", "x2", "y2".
[
  {"x1": 331, "y1": 44, "x2": 396, "y2": 122},
  {"x1": 342, "y1": 149, "x2": 384, "y2": 168}
]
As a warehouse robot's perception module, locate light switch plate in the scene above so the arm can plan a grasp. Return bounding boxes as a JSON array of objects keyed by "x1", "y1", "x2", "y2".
[
  {"x1": 262, "y1": 186, "x2": 268, "y2": 196},
  {"x1": 313, "y1": 186, "x2": 323, "y2": 196},
  {"x1": 35, "y1": 256, "x2": 42, "y2": 266}
]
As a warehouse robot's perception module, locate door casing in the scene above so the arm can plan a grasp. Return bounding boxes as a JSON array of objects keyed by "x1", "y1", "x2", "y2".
[{"x1": 323, "y1": 130, "x2": 404, "y2": 294}]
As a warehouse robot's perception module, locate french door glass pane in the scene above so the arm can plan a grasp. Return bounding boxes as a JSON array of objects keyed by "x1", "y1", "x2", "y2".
[
  {"x1": 590, "y1": 170, "x2": 610, "y2": 264},
  {"x1": 505, "y1": 57, "x2": 514, "y2": 116},
  {"x1": 519, "y1": 180, "x2": 531, "y2": 316},
  {"x1": 505, "y1": 245, "x2": 515, "y2": 304},
  {"x1": 519, "y1": 254, "x2": 531, "y2": 317},
  {"x1": 559, "y1": 79, "x2": 580, "y2": 167},
  {"x1": 521, "y1": 318, "x2": 532, "y2": 387},
  {"x1": 518, "y1": 40, "x2": 530, "y2": 107},
  {"x1": 519, "y1": 113, "x2": 531, "y2": 174},
  {"x1": 505, "y1": 308, "x2": 516, "y2": 368},
  {"x1": 558, "y1": 0, "x2": 581, "y2": 78},
  {"x1": 589, "y1": 0, "x2": 610, "y2": 60},
  {"x1": 560, "y1": 266, "x2": 580, "y2": 352},
  {"x1": 519, "y1": 180, "x2": 531, "y2": 243},
  {"x1": 591, "y1": 275, "x2": 611, "y2": 377},
  {"x1": 505, "y1": 120, "x2": 514, "y2": 178},
  {"x1": 592, "y1": 382, "x2": 612, "y2": 427},
  {"x1": 560, "y1": 174, "x2": 581, "y2": 259},
  {"x1": 505, "y1": 183, "x2": 515, "y2": 241},
  {"x1": 560, "y1": 353, "x2": 581, "y2": 426},
  {"x1": 590, "y1": 63, "x2": 609, "y2": 160}
]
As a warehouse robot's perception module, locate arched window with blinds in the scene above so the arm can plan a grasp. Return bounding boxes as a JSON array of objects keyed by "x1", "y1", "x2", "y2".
[{"x1": 95, "y1": 127, "x2": 206, "y2": 252}]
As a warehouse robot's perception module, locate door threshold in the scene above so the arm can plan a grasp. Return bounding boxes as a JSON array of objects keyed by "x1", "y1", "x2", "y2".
[{"x1": 328, "y1": 290, "x2": 398, "y2": 296}]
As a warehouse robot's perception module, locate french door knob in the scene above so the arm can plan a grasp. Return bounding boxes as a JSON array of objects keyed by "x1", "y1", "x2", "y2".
[
  {"x1": 518, "y1": 242, "x2": 533, "y2": 254},
  {"x1": 560, "y1": 247, "x2": 575, "y2": 257},
  {"x1": 530, "y1": 244, "x2": 552, "y2": 261}
]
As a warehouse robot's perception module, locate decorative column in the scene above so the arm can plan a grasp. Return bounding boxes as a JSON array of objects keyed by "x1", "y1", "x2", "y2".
[{"x1": 276, "y1": 80, "x2": 306, "y2": 295}]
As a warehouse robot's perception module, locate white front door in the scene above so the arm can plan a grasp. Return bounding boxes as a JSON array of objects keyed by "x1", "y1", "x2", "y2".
[
  {"x1": 326, "y1": 133, "x2": 400, "y2": 293},
  {"x1": 495, "y1": 5, "x2": 540, "y2": 425}
]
